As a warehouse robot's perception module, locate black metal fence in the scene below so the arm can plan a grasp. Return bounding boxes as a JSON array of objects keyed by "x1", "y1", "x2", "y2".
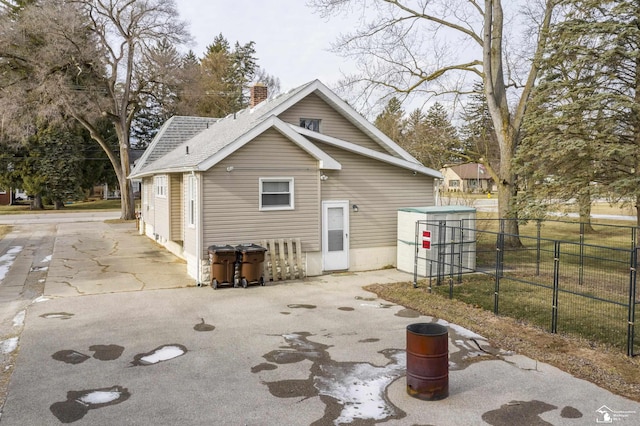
[{"x1": 412, "y1": 218, "x2": 639, "y2": 356}]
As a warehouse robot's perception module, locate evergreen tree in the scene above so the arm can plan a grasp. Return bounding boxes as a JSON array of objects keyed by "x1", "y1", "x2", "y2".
[
  {"x1": 374, "y1": 97, "x2": 404, "y2": 143},
  {"x1": 459, "y1": 83, "x2": 500, "y2": 170},
  {"x1": 517, "y1": 0, "x2": 640, "y2": 224},
  {"x1": 423, "y1": 103, "x2": 462, "y2": 169},
  {"x1": 196, "y1": 34, "x2": 259, "y2": 117}
]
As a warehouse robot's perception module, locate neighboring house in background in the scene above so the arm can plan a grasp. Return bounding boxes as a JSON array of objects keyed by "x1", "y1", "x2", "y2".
[
  {"x1": 130, "y1": 80, "x2": 443, "y2": 284},
  {"x1": 0, "y1": 188, "x2": 28, "y2": 205},
  {"x1": 0, "y1": 188, "x2": 9, "y2": 205},
  {"x1": 97, "y1": 148, "x2": 150, "y2": 199},
  {"x1": 441, "y1": 163, "x2": 494, "y2": 193}
]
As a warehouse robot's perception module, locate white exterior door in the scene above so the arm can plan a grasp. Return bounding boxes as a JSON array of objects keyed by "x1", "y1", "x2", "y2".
[{"x1": 322, "y1": 200, "x2": 349, "y2": 271}]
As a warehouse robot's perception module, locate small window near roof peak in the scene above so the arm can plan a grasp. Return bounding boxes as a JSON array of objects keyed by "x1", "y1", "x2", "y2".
[{"x1": 300, "y1": 118, "x2": 320, "y2": 132}]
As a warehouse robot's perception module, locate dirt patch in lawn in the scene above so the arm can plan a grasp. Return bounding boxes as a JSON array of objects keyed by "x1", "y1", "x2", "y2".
[{"x1": 364, "y1": 282, "x2": 640, "y2": 402}]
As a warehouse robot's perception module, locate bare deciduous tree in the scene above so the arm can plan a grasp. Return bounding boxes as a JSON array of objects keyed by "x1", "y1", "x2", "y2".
[
  {"x1": 0, "y1": 0, "x2": 189, "y2": 219},
  {"x1": 311, "y1": 0, "x2": 559, "y2": 245}
]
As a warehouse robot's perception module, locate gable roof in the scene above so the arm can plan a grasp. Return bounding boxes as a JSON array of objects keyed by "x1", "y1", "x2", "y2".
[
  {"x1": 447, "y1": 163, "x2": 489, "y2": 180},
  {"x1": 131, "y1": 116, "x2": 220, "y2": 176},
  {"x1": 129, "y1": 80, "x2": 441, "y2": 179}
]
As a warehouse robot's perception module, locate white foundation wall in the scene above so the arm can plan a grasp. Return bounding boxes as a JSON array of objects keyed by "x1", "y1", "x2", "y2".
[
  {"x1": 306, "y1": 246, "x2": 397, "y2": 277},
  {"x1": 350, "y1": 246, "x2": 396, "y2": 272}
]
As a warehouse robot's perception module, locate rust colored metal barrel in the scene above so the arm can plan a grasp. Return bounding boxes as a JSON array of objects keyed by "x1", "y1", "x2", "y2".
[{"x1": 406, "y1": 323, "x2": 449, "y2": 400}]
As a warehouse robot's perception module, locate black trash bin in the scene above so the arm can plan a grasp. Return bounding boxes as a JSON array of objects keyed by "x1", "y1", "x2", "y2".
[
  {"x1": 235, "y1": 244, "x2": 267, "y2": 288},
  {"x1": 406, "y1": 323, "x2": 449, "y2": 400},
  {"x1": 207, "y1": 245, "x2": 238, "y2": 289}
]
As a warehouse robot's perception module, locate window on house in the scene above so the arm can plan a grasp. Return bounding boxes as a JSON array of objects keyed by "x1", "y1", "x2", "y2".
[
  {"x1": 0, "y1": 188, "x2": 6, "y2": 194},
  {"x1": 259, "y1": 178, "x2": 294, "y2": 210},
  {"x1": 155, "y1": 176, "x2": 167, "y2": 198},
  {"x1": 449, "y1": 180, "x2": 460, "y2": 188},
  {"x1": 188, "y1": 175, "x2": 196, "y2": 227},
  {"x1": 300, "y1": 118, "x2": 320, "y2": 132}
]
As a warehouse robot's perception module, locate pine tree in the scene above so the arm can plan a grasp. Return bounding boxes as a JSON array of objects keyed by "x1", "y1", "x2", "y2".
[
  {"x1": 374, "y1": 97, "x2": 404, "y2": 143},
  {"x1": 517, "y1": 0, "x2": 640, "y2": 224}
]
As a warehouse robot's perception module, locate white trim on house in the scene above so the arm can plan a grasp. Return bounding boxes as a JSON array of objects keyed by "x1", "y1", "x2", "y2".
[
  {"x1": 291, "y1": 125, "x2": 444, "y2": 179},
  {"x1": 267, "y1": 80, "x2": 419, "y2": 163},
  {"x1": 197, "y1": 116, "x2": 341, "y2": 172},
  {"x1": 259, "y1": 177, "x2": 295, "y2": 211}
]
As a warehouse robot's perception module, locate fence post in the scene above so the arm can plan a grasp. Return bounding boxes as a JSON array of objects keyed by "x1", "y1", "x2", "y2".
[
  {"x1": 457, "y1": 220, "x2": 464, "y2": 283},
  {"x1": 552, "y1": 241, "x2": 560, "y2": 334},
  {"x1": 494, "y1": 220, "x2": 504, "y2": 315},
  {"x1": 536, "y1": 219, "x2": 542, "y2": 276},
  {"x1": 579, "y1": 222, "x2": 585, "y2": 285},
  {"x1": 413, "y1": 220, "x2": 419, "y2": 288},
  {"x1": 627, "y1": 246, "x2": 637, "y2": 357},
  {"x1": 437, "y1": 220, "x2": 446, "y2": 286}
]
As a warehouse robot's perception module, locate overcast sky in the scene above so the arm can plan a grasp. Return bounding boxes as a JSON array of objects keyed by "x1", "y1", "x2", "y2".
[{"x1": 175, "y1": 0, "x2": 358, "y2": 92}]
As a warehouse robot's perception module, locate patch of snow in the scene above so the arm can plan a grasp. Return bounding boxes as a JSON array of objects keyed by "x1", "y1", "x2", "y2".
[
  {"x1": 33, "y1": 296, "x2": 50, "y2": 303},
  {"x1": 436, "y1": 319, "x2": 486, "y2": 340},
  {"x1": 1, "y1": 337, "x2": 18, "y2": 354},
  {"x1": 140, "y1": 345, "x2": 185, "y2": 365},
  {"x1": 314, "y1": 351, "x2": 406, "y2": 425},
  {"x1": 12, "y1": 310, "x2": 25, "y2": 327},
  {"x1": 359, "y1": 303, "x2": 383, "y2": 308},
  {"x1": 42, "y1": 255, "x2": 52, "y2": 263},
  {"x1": 0, "y1": 246, "x2": 23, "y2": 283},
  {"x1": 78, "y1": 391, "x2": 121, "y2": 405}
]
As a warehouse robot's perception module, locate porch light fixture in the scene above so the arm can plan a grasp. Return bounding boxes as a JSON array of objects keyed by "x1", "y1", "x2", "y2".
[
  {"x1": 320, "y1": 173, "x2": 329, "y2": 181},
  {"x1": 352, "y1": 204, "x2": 359, "y2": 212},
  {"x1": 226, "y1": 166, "x2": 234, "y2": 172}
]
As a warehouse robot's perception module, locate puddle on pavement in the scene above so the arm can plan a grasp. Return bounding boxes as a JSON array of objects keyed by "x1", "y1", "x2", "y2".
[
  {"x1": 358, "y1": 338, "x2": 380, "y2": 343},
  {"x1": 395, "y1": 308, "x2": 420, "y2": 318},
  {"x1": 30, "y1": 266, "x2": 49, "y2": 272},
  {"x1": 50, "y1": 385, "x2": 130, "y2": 423},
  {"x1": 286, "y1": 304, "x2": 316, "y2": 309},
  {"x1": 40, "y1": 312, "x2": 74, "y2": 320},
  {"x1": 52, "y1": 350, "x2": 90, "y2": 365},
  {"x1": 251, "y1": 363, "x2": 277, "y2": 373},
  {"x1": 253, "y1": 331, "x2": 406, "y2": 425},
  {"x1": 194, "y1": 319, "x2": 215, "y2": 332},
  {"x1": 280, "y1": 312, "x2": 291, "y2": 315},
  {"x1": 337, "y1": 307, "x2": 354, "y2": 311},
  {"x1": 482, "y1": 400, "x2": 557, "y2": 426},
  {"x1": 90, "y1": 345, "x2": 124, "y2": 361},
  {"x1": 560, "y1": 406, "x2": 583, "y2": 418},
  {"x1": 354, "y1": 296, "x2": 376, "y2": 301},
  {"x1": 131, "y1": 344, "x2": 187, "y2": 366}
]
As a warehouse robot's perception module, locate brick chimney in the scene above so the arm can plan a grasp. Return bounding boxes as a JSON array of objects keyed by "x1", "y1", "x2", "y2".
[{"x1": 250, "y1": 83, "x2": 268, "y2": 107}]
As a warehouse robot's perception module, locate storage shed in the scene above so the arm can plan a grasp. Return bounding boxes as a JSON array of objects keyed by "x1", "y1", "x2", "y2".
[{"x1": 397, "y1": 206, "x2": 476, "y2": 277}]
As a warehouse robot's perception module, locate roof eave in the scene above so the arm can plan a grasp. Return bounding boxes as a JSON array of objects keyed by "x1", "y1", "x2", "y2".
[{"x1": 291, "y1": 125, "x2": 443, "y2": 179}]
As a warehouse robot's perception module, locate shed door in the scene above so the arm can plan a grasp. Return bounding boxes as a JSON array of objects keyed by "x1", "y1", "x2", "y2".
[{"x1": 322, "y1": 201, "x2": 349, "y2": 271}]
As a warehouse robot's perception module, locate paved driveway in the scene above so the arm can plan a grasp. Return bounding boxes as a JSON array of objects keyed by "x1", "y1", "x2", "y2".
[{"x1": 1, "y1": 220, "x2": 639, "y2": 425}]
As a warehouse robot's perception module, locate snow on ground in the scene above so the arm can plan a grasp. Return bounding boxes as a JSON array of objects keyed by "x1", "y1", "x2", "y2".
[{"x1": 0, "y1": 246, "x2": 23, "y2": 283}]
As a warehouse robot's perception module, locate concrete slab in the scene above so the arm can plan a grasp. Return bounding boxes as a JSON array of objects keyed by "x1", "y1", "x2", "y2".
[{"x1": 0, "y1": 220, "x2": 639, "y2": 425}]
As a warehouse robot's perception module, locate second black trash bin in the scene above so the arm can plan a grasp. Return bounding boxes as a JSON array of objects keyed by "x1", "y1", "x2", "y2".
[
  {"x1": 208, "y1": 245, "x2": 238, "y2": 289},
  {"x1": 236, "y1": 244, "x2": 267, "y2": 288}
]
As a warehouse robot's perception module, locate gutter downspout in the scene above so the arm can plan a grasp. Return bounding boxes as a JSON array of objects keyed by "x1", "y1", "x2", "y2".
[{"x1": 195, "y1": 171, "x2": 203, "y2": 286}]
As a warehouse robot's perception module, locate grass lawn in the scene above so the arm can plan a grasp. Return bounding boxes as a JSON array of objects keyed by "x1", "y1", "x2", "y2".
[{"x1": 0, "y1": 199, "x2": 122, "y2": 214}]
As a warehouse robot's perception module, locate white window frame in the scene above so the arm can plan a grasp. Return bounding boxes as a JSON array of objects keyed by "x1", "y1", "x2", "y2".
[
  {"x1": 188, "y1": 175, "x2": 196, "y2": 227},
  {"x1": 259, "y1": 177, "x2": 294, "y2": 211},
  {"x1": 155, "y1": 175, "x2": 167, "y2": 198},
  {"x1": 300, "y1": 118, "x2": 321, "y2": 132}
]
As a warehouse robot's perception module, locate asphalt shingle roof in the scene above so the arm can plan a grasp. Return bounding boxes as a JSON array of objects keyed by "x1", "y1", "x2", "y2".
[{"x1": 132, "y1": 81, "x2": 314, "y2": 176}]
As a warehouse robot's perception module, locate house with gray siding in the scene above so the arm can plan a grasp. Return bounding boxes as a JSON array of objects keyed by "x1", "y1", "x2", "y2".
[{"x1": 129, "y1": 80, "x2": 442, "y2": 284}]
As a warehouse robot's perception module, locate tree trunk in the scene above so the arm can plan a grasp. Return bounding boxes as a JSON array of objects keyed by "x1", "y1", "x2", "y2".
[
  {"x1": 30, "y1": 194, "x2": 44, "y2": 210},
  {"x1": 54, "y1": 200, "x2": 65, "y2": 210},
  {"x1": 577, "y1": 191, "x2": 594, "y2": 233}
]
